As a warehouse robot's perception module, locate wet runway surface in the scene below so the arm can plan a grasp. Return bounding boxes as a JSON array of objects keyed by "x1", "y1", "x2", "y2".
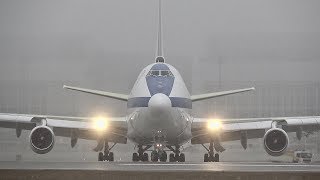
[
  {"x1": 1, "y1": 161, "x2": 320, "y2": 180},
  {"x1": 1, "y1": 161, "x2": 320, "y2": 172}
]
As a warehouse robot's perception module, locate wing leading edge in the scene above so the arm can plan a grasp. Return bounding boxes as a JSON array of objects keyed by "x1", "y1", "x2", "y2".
[
  {"x1": 0, "y1": 113, "x2": 128, "y2": 144},
  {"x1": 191, "y1": 87, "x2": 255, "y2": 102},
  {"x1": 63, "y1": 85, "x2": 128, "y2": 101},
  {"x1": 191, "y1": 116, "x2": 320, "y2": 145}
]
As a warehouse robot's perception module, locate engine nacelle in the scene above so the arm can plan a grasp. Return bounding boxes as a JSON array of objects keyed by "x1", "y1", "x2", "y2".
[
  {"x1": 263, "y1": 128, "x2": 289, "y2": 156},
  {"x1": 29, "y1": 126, "x2": 55, "y2": 154}
]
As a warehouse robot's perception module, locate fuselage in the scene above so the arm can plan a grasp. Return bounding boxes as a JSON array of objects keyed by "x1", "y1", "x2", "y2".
[{"x1": 126, "y1": 62, "x2": 193, "y2": 146}]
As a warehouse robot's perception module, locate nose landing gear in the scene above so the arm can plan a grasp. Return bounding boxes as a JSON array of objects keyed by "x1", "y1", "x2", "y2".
[{"x1": 151, "y1": 150, "x2": 168, "y2": 162}]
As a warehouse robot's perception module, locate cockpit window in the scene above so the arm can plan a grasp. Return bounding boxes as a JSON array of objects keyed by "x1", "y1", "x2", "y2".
[
  {"x1": 147, "y1": 70, "x2": 173, "y2": 77},
  {"x1": 150, "y1": 70, "x2": 160, "y2": 76},
  {"x1": 160, "y1": 70, "x2": 170, "y2": 76}
]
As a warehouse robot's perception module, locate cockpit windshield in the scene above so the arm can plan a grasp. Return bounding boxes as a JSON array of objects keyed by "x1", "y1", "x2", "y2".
[
  {"x1": 160, "y1": 70, "x2": 170, "y2": 76},
  {"x1": 147, "y1": 70, "x2": 173, "y2": 77},
  {"x1": 150, "y1": 70, "x2": 160, "y2": 76}
]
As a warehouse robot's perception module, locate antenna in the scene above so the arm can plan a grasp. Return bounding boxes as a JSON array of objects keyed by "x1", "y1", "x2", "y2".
[{"x1": 155, "y1": 0, "x2": 165, "y2": 63}]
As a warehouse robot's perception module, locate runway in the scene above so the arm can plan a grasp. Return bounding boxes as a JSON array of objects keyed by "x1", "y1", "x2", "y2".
[
  {"x1": 1, "y1": 161, "x2": 320, "y2": 180},
  {"x1": 1, "y1": 161, "x2": 320, "y2": 172}
]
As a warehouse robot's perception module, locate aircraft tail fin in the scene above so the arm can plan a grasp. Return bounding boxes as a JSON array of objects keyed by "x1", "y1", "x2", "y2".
[{"x1": 155, "y1": 0, "x2": 165, "y2": 63}]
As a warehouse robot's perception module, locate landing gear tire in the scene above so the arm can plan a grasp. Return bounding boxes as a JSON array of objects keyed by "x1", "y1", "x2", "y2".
[
  {"x1": 215, "y1": 153, "x2": 219, "y2": 162},
  {"x1": 204, "y1": 153, "x2": 209, "y2": 162},
  {"x1": 142, "y1": 153, "x2": 149, "y2": 162},
  {"x1": 179, "y1": 153, "x2": 185, "y2": 162},
  {"x1": 204, "y1": 153, "x2": 219, "y2": 162},
  {"x1": 98, "y1": 152, "x2": 104, "y2": 161},
  {"x1": 151, "y1": 151, "x2": 159, "y2": 162},
  {"x1": 132, "y1": 152, "x2": 139, "y2": 162},
  {"x1": 203, "y1": 142, "x2": 221, "y2": 162},
  {"x1": 168, "y1": 153, "x2": 185, "y2": 162},
  {"x1": 98, "y1": 152, "x2": 114, "y2": 161},
  {"x1": 169, "y1": 153, "x2": 175, "y2": 162},
  {"x1": 159, "y1": 151, "x2": 167, "y2": 162},
  {"x1": 109, "y1": 152, "x2": 114, "y2": 162},
  {"x1": 97, "y1": 140, "x2": 116, "y2": 162},
  {"x1": 167, "y1": 145, "x2": 185, "y2": 162},
  {"x1": 132, "y1": 145, "x2": 152, "y2": 162}
]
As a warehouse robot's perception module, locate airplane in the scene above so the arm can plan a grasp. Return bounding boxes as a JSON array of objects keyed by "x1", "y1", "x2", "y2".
[{"x1": 0, "y1": 0, "x2": 319, "y2": 162}]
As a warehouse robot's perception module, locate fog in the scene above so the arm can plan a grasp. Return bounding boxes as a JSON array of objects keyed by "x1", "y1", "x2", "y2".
[
  {"x1": 1, "y1": 0, "x2": 320, "y2": 117},
  {"x1": 0, "y1": 0, "x2": 320, "y2": 161}
]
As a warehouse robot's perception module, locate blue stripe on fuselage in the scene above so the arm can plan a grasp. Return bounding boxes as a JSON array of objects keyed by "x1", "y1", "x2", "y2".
[{"x1": 127, "y1": 97, "x2": 192, "y2": 109}]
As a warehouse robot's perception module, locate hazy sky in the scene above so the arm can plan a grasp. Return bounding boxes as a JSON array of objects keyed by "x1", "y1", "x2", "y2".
[
  {"x1": 1, "y1": 0, "x2": 320, "y2": 82},
  {"x1": 0, "y1": 0, "x2": 320, "y2": 116}
]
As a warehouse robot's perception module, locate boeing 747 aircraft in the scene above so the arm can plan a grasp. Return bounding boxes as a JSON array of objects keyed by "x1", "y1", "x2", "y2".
[{"x1": 0, "y1": 0, "x2": 319, "y2": 162}]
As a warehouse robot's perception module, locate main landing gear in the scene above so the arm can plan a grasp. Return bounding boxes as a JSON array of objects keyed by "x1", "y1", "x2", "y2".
[
  {"x1": 132, "y1": 145, "x2": 152, "y2": 162},
  {"x1": 149, "y1": 147, "x2": 185, "y2": 162},
  {"x1": 131, "y1": 144, "x2": 185, "y2": 162},
  {"x1": 202, "y1": 142, "x2": 219, "y2": 162},
  {"x1": 131, "y1": 146, "x2": 168, "y2": 162},
  {"x1": 167, "y1": 145, "x2": 185, "y2": 162},
  {"x1": 98, "y1": 140, "x2": 116, "y2": 162}
]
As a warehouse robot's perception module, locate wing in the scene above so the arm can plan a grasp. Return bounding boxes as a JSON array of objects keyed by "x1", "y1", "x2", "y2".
[
  {"x1": 0, "y1": 113, "x2": 128, "y2": 145},
  {"x1": 191, "y1": 116, "x2": 320, "y2": 150},
  {"x1": 63, "y1": 85, "x2": 128, "y2": 101},
  {"x1": 191, "y1": 87, "x2": 255, "y2": 102}
]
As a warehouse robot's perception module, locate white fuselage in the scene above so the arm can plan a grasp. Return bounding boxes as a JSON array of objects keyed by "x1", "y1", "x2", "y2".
[{"x1": 126, "y1": 62, "x2": 192, "y2": 146}]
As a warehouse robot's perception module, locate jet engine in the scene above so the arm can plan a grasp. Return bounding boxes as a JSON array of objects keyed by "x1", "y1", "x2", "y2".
[
  {"x1": 29, "y1": 126, "x2": 55, "y2": 154},
  {"x1": 263, "y1": 128, "x2": 289, "y2": 156}
]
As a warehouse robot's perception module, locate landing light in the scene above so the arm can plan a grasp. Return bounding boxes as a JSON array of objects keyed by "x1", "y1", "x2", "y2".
[
  {"x1": 93, "y1": 116, "x2": 108, "y2": 132},
  {"x1": 207, "y1": 119, "x2": 222, "y2": 131},
  {"x1": 156, "y1": 143, "x2": 162, "y2": 147}
]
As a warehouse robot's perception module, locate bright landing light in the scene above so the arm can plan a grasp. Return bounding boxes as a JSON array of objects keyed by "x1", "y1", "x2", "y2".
[
  {"x1": 207, "y1": 119, "x2": 222, "y2": 131},
  {"x1": 93, "y1": 116, "x2": 108, "y2": 132}
]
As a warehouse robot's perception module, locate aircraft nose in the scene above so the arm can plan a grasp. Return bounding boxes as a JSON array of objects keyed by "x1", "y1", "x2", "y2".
[{"x1": 148, "y1": 93, "x2": 171, "y2": 108}]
